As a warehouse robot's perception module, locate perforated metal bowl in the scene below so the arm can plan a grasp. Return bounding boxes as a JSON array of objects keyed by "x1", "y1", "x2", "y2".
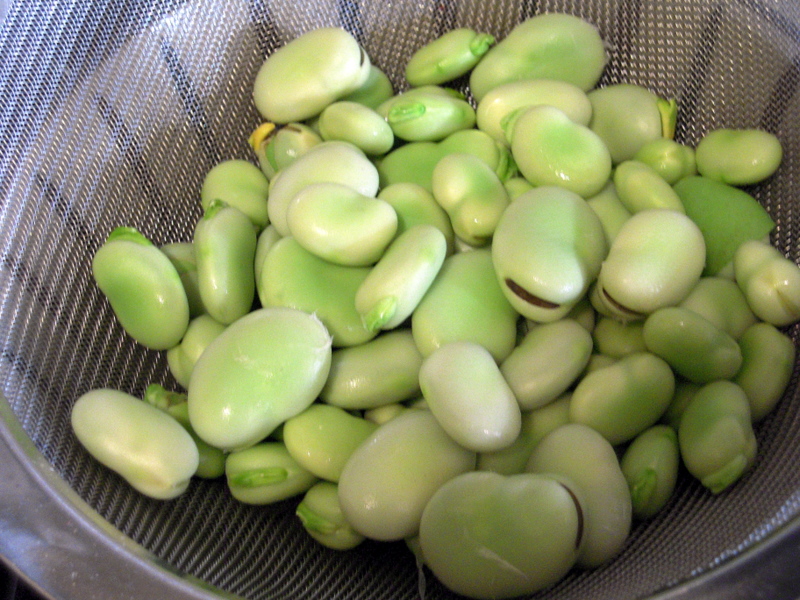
[{"x1": 1, "y1": 1, "x2": 800, "y2": 599}]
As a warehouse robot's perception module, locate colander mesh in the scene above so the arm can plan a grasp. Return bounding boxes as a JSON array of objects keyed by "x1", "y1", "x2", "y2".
[{"x1": 1, "y1": 0, "x2": 799, "y2": 599}]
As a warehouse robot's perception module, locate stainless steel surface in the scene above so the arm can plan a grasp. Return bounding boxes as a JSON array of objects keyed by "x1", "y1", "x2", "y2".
[{"x1": 1, "y1": 0, "x2": 799, "y2": 599}]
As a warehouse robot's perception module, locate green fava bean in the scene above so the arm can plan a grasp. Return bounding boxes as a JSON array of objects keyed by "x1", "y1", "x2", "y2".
[
  {"x1": 377, "y1": 183, "x2": 455, "y2": 254},
  {"x1": 259, "y1": 237, "x2": 375, "y2": 347},
  {"x1": 355, "y1": 225, "x2": 447, "y2": 331},
  {"x1": 160, "y1": 242, "x2": 205, "y2": 318},
  {"x1": 419, "y1": 341, "x2": 522, "y2": 453},
  {"x1": 679, "y1": 276, "x2": 757, "y2": 340},
  {"x1": 678, "y1": 381, "x2": 757, "y2": 494},
  {"x1": 339, "y1": 65, "x2": 394, "y2": 109},
  {"x1": 734, "y1": 322, "x2": 796, "y2": 421},
  {"x1": 621, "y1": 425, "x2": 680, "y2": 519},
  {"x1": 583, "y1": 353, "x2": 618, "y2": 374},
  {"x1": 438, "y1": 129, "x2": 517, "y2": 181},
  {"x1": 143, "y1": 385, "x2": 226, "y2": 480},
  {"x1": 71, "y1": 389, "x2": 199, "y2": 500},
  {"x1": 569, "y1": 352, "x2": 675, "y2": 445},
  {"x1": 419, "y1": 471, "x2": 583, "y2": 600},
  {"x1": 250, "y1": 122, "x2": 322, "y2": 180},
  {"x1": 476, "y1": 79, "x2": 592, "y2": 145},
  {"x1": 283, "y1": 404, "x2": 378, "y2": 482},
  {"x1": 477, "y1": 394, "x2": 571, "y2": 475},
  {"x1": 588, "y1": 84, "x2": 677, "y2": 164},
  {"x1": 491, "y1": 186, "x2": 607, "y2": 322},
  {"x1": 92, "y1": 227, "x2": 189, "y2": 350},
  {"x1": 337, "y1": 410, "x2": 475, "y2": 541},
  {"x1": 511, "y1": 105, "x2": 612, "y2": 198},
  {"x1": 662, "y1": 380, "x2": 699, "y2": 431},
  {"x1": 634, "y1": 138, "x2": 697, "y2": 185},
  {"x1": 376, "y1": 141, "x2": 442, "y2": 192},
  {"x1": 200, "y1": 159, "x2": 270, "y2": 230},
  {"x1": 469, "y1": 12, "x2": 607, "y2": 101},
  {"x1": 318, "y1": 101, "x2": 394, "y2": 156},
  {"x1": 286, "y1": 182, "x2": 397, "y2": 267},
  {"x1": 500, "y1": 319, "x2": 593, "y2": 411},
  {"x1": 194, "y1": 201, "x2": 257, "y2": 325},
  {"x1": 412, "y1": 249, "x2": 518, "y2": 362},
  {"x1": 253, "y1": 27, "x2": 370, "y2": 123},
  {"x1": 377, "y1": 87, "x2": 476, "y2": 142},
  {"x1": 527, "y1": 423, "x2": 631, "y2": 568},
  {"x1": 613, "y1": 160, "x2": 684, "y2": 214},
  {"x1": 504, "y1": 176, "x2": 534, "y2": 200},
  {"x1": 364, "y1": 403, "x2": 412, "y2": 426},
  {"x1": 297, "y1": 481, "x2": 365, "y2": 550},
  {"x1": 405, "y1": 28, "x2": 494, "y2": 86},
  {"x1": 166, "y1": 314, "x2": 226, "y2": 389},
  {"x1": 188, "y1": 307, "x2": 332, "y2": 451},
  {"x1": 643, "y1": 307, "x2": 742, "y2": 384},
  {"x1": 226, "y1": 442, "x2": 317, "y2": 504},
  {"x1": 673, "y1": 176, "x2": 775, "y2": 276},
  {"x1": 594, "y1": 209, "x2": 705, "y2": 319},
  {"x1": 734, "y1": 239, "x2": 800, "y2": 326},
  {"x1": 321, "y1": 330, "x2": 423, "y2": 409},
  {"x1": 254, "y1": 225, "x2": 282, "y2": 286},
  {"x1": 268, "y1": 141, "x2": 380, "y2": 236},
  {"x1": 586, "y1": 182, "x2": 632, "y2": 245},
  {"x1": 696, "y1": 128, "x2": 782, "y2": 185},
  {"x1": 431, "y1": 153, "x2": 509, "y2": 246},
  {"x1": 592, "y1": 317, "x2": 646, "y2": 358}
]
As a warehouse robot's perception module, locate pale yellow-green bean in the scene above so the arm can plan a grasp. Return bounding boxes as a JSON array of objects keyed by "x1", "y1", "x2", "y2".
[
  {"x1": 734, "y1": 239, "x2": 800, "y2": 326},
  {"x1": 621, "y1": 425, "x2": 680, "y2": 519},
  {"x1": 296, "y1": 481, "x2": 365, "y2": 550},
  {"x1": 226, "y1": 442, "x2": 317, "y2": 504}
]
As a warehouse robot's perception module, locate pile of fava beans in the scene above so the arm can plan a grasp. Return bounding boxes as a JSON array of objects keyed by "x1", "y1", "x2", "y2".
[{"x1": 72, "y1": 13, "x2": 800, "y2": 600}]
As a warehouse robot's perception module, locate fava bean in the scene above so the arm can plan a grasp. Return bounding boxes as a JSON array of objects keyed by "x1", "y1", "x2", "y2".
[
  {"x1": 317, "y1": 101, "x2": 394, "y2": 156},
  {"x1": 405, "y1": 28, "x2": 495, "y2": 86},
  {"x1": 200, "y1": 159, "x2": 270, "y2": 230},
  {"x1": 286, "y1": 182, "x2": 397, "y2": 266},
  {"x1": 166, "y1": 314, "x2": 226, "y2": 389},
  {"x1": 355, "y1": 224, "x2": 447, "y2": 331},
  {"x1": 734, "y1": 239, "x2": 800, "y2": 326},
  {"x1": 419, "y1": 471, "x2": 583, "y2": 599},
  {"x1": 679, "y1": 276, "x2": 757, "y2": 340},
  {"x1": 593, "y1": 209, "x2": 705, "y2": 319},
  {"x1": 267, "y1": 141, "x2": 380, "y2": 237},
  {"x1": 72, "y1": 389, "x2": 199, "y2": 500},
  {"x1": 321, "y1": 330, "x2": 423, "y2": 410},
  {"x1": 161, "y1": 242, "x2": 205, "y2": 318},
  {"x1": 492, "y1": 186, "x2": 607, "y2": 322},
  {"x1": 337, "y1": 410, "x2": 475, "y2": 541},
  {"x1": 92, "y1": 227, "x2": 189, "y2": 350},
  {"x1": 194, "y1": 201, "x2": 257, "y2": 325},
  {"x1": 734, "y1": 322, "x2": 796, "y2": 421},
  {"x1": 431, "y1": 153, "x2": 509, "y2": 246},
  {"x1": 588, "y1": 84, "x2": 676, "y2": 164},
  {"x1": 188, "y1": 307, "x2": 332, "y2": 451},
  {"x1": 569, "y1": 352, "x2": 675, "y2": 445},
  {"x1": 500, "y1": 319, "x2": 593, "y2": 410},
  {"x1": 527, "y1": 423, "x2": 631, "y2": 568},
  {"x1": 363, "y1": 403, "x2": 412, "y2": 426},
  {"x1": 412, "y1": 248, "x2": 518, "y2": 361},
  {"x1": 510, "y1": 105, "x2": 611, "y2": 198},
  {"x1": 643, "y1": 307, "x2": 742, "y2": 384},
  {"x1": 469, "y1": 12, "x2": 607, "y2": 100},
  {"x1": 283, "y1": 404, "x2": 378, "y2": 482},
  {"x1": 296, "y1": 481, "x2": 365, "y2": 550},
  {"x1": 633, "y1": 138, "x2": 696, "y2": 185},
  {"x1": 503, "y1": 176, "x2": 534, "y2": 200},
  {"x1": 377, "y1": 183, "x2": 455, "y2": 254},
  {"x1": 678, "y1": 381, "x2": 757, "y2": 494},
  {"x1": 477, "y1": 394, "x2": 571, "y2": 476},
  {"x1": 250, "y1": 122, "x2": 322, "y2": 180},
  {"x1": 620, "y1": 425, "x2": 680, "y2": 519},
  {"x1": 586, "y1": 182, "x2": 632, "y2": 245},
  {"x1": 419, "y1": 341, "x2": 521, "y2": 452},
  {"x1": 253, "y1": 225, "x2": 282, "y2": 286},
  {"x1": 339, "y1": 65, "x2": 394, "y2": 109},
  {"x1": 661, "y1": 380, "x2": 700, "y2": 431},
  {"x1": 253, "y1": 27, "x2": 370, "y2": 123},
  {"x1": 613, "y1": 160, "x2": 684, "y2": 214},
  {"x1": 377, "y1": 87, "x2": 476, "y2": 142},
  {"x1": 476, "y1": 79, "x2": 592, "y2": 144},
  {"x1": 592, "y1": 317, "x2": 646, "y2": 358},
  {"x1": 225, "y1": 442, "x2": 317, "y2": 504},
  {"x1": 259, "y1": 237, "x2": 376, "y2": 347},
  {"x1": 695, "y1": 128, "x2": 782, "y2": 186}
]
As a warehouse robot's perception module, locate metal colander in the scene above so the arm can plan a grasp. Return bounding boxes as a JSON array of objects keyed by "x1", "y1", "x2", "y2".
[{"x1": 1, "y1": 1, "x2": 800, "y2": 599}]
